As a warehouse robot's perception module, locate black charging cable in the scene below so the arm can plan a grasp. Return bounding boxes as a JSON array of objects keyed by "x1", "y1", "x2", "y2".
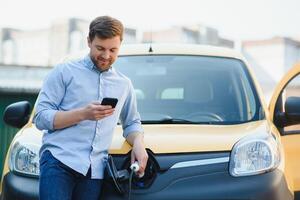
[
  {"x1": 128, "y1": 169, "x2": 135, "y2": 200},
  {"x1": 128, "y1": 161, "x2": 141, "y2": 200}
]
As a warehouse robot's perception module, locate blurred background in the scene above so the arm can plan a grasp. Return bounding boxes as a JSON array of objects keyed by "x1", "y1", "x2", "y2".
[
  {"x1": 1, "y1": 0, "x2": 300, "y2": 96},
  {"x1": 0, "y1": 0, "x2": 300, "y2": 176}
]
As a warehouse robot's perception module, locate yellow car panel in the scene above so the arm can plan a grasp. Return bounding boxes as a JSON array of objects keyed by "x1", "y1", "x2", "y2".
[
  {"x1": 109, "y1": 121, "x2": 270, "y2": 154},
  {"x1": 269, "y1": 62, "x2": 300, "y2": 192}
]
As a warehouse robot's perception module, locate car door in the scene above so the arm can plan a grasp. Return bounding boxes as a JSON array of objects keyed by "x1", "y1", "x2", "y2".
[{"x1": 269, "y1": 62, "x2": 300, "y2": 198}]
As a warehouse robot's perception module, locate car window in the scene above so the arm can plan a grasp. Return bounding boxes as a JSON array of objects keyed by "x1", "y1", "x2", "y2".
[{"x1": 113, "y1": 55, "x2": 263, "y2": 124}]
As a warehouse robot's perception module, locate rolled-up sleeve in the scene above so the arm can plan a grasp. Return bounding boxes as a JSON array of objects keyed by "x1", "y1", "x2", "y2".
[
  {"x1": 33, "y1": 64, "x2": 66, "y2": 131},
  {"x1": 120, "y1": 80, "x2": 143, "y2": 138}
]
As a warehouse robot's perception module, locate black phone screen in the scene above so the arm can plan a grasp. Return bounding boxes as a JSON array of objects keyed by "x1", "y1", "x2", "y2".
[{"x1": 101, "y1": 98, "x2": 118, "y2": 108}]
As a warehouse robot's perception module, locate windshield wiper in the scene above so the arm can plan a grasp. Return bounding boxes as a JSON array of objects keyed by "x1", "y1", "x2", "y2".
[{"x1": 141, "y1": 118, "x2": 214, "y2": 124}]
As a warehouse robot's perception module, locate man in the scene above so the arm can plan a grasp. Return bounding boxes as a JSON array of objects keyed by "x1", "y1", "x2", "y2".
[{"x1": 34, "y1": 16, "x2": 148, "y2": 200}]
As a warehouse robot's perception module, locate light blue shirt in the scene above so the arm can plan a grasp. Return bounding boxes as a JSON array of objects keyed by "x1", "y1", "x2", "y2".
[{"x1": 34, "y1": 55, "x2": 143, "y2": 179}]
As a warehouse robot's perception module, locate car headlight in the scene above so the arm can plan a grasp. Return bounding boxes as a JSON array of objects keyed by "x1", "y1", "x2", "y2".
[
  {"x1": 9, "y1": 141, "x2": 40, "y2": 177},
  {"x1": 229, "y1": 133, "x2": 280, "y2": 177}
]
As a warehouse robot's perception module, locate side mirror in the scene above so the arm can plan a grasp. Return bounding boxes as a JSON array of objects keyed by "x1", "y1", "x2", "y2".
[
  {"x1": 3, "y1": 101, "x2": 31, "y2": 128},
  {"x1": 285, "y1": 96, "x2": 300, "y2": 125},
  {"x1": 275, "y1": 97, "x2": 300, "y2": 128}
]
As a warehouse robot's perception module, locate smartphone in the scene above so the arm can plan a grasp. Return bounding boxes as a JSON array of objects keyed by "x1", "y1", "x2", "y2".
[{"x1": 101, "y1": 97, "x2": 118, "y2": 108}]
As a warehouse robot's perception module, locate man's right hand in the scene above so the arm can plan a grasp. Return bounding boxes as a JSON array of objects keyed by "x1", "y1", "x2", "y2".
[
  {"x1": 82, "y1": 102, "x2": 115, "y2": 121},
  {"x1": 53, "y1": 102, "x2": 115, "y2": 130}
]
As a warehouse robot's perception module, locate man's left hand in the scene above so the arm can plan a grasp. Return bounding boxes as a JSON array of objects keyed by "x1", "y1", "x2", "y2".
[{"x1": 130, "y1": 134, "x2": 148, "y2": 177}]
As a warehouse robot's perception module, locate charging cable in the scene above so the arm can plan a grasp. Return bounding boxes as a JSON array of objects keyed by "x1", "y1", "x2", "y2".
[
  {"x1": 128, "y1": 169, "x2": 134, "y2": 200},
  {"x1": 128, "y1": 161, "x2": 140, "y2": 200}
]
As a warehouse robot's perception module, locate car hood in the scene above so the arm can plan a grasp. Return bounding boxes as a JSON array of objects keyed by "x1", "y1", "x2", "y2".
[
  {"x1": 22, "y1": 120, "x2": 269, "y2": 154},
  {"x1": 109, "y1": 120, "x2": 270, "y2": 154}
]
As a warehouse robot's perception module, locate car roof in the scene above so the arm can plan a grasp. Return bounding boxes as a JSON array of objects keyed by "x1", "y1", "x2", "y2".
[{"x1": 119, "y1": 43, "x2": 244, "y2": 60}]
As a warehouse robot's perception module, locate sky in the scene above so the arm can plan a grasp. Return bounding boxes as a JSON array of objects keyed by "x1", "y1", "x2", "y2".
[{"x1": 1, "y1": 0, "x2": 300, "y2": 41}]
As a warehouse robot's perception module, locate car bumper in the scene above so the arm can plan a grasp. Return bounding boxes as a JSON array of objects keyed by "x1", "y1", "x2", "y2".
[
  {"x1": 1, "y1": 172, "x2": 39, "y2": 200},
  {"x1": 100, "y1": 169, "x2": 293, "y2": 200},
  {"x1": 1, "y1": 169, "x2": 293, "y2": 200}
]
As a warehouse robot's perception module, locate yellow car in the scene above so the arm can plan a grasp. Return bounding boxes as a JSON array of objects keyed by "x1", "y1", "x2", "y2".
[{"x1": 1, "y1": 44, "x2": 300, "y2": 200}]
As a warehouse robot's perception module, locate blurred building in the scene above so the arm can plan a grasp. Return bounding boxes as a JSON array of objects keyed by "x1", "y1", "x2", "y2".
[
  {"x1": 242, "y1": 37, "x2": 300, "y2": 101},
  {"x1": 0, "y1": 18, "x2": 137, "y2": 66},
  {"x1": 143, "y1": 25, "x2": 234, "y2": 48},
  {"x1": 243, "y1": 37, "x2": 300, "y2": 81},
  {"x1": 0, "y1": 64, "x2": 50, "y2": 93}
]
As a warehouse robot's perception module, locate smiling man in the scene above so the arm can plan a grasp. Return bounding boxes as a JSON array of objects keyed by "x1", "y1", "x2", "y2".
[{"x1": 34, "y1": 16, "x2": 148, "y2": 200}]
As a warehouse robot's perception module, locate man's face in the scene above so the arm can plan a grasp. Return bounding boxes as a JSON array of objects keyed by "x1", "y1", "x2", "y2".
[{"x1": 88, "y1": 35, "x2": 121, "y2": 71}]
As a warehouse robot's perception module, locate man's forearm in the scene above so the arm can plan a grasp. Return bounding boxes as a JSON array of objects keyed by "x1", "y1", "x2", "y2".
[
  {"x1": 53, "y1": 108, "x2": 85, "y2": 130},
  {"x1": 52, "y1": 102, "x2": 114, "y2": 130},
  {"x1": 126, "y1": 131, "x2": 144, "y2": 146}
]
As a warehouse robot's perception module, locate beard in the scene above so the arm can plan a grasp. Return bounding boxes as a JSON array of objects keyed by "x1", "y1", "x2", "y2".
[{"x1": 90, "y1": 55, "x2": 114, "y2": 71}]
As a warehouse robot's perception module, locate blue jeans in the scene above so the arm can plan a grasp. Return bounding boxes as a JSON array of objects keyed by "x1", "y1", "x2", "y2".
[{"x1": 39, "y1": 150, "x2": 103, "y2": 200}]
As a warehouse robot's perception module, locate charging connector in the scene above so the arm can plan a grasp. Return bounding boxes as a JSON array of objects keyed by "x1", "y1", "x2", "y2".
[
  {"x1": 130, "y1": 161, "x2": 140, "y2": 172},
  {"x1": 130, "y1": 161, "x2": 144, "y2": 178}
]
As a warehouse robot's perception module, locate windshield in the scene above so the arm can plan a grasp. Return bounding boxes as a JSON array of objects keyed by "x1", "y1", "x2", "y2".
[{"x1": 113, "y1": 55, "x2": 263, "y2": 124}]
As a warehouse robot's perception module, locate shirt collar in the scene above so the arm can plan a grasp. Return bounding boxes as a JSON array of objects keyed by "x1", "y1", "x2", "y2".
[{"x1": 83, "y1": 54, "x2": 112, "y2": 73}]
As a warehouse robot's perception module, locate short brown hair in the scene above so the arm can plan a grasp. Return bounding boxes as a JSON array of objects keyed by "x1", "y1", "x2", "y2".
[{"x1": 89, "y1": 16, "x2": 124, "y2": 41}]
